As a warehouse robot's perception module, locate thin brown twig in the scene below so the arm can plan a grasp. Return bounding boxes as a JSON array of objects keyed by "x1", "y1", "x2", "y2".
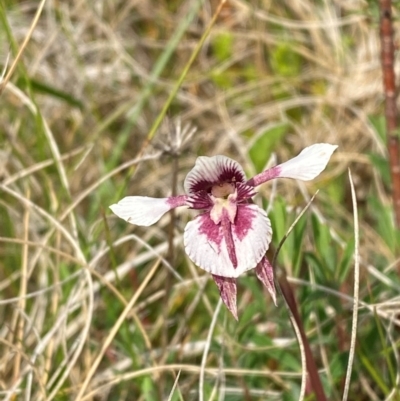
[
  {"x1": 167, "y1": 155, "x2": 179, "y2": 263},
  {"x1": 379, "y1": 0, "x2": 400, "y2": 228},
  {"x1": 161, "y1": 137, "x2": 180, "y2": 397}
]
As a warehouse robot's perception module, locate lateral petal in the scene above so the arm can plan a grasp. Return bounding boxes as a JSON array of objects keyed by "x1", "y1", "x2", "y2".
[
  {"x1": 248, "y1": 143, "x2": 337, "y2": 186},
  {"x1": 110, "y1": 195, "x2": 187, "y2": 226},
  {"x1": 184, "y1": 204, "x2": 272, "y2": 278},
  {"x1": 184, "y1": 155, "x2": 247, "y2": 194},
  {"x1": 212, "y1": 275, "x2": 238, "y2": 320}
]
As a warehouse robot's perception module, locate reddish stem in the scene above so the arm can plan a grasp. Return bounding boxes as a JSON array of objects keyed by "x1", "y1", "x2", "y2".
[
  {"x1": 379, "y1": 0, "x2": 400, "y2": 228},
  {"x1": 278, "y1": 273, "x2": 328, "y2": 401}
]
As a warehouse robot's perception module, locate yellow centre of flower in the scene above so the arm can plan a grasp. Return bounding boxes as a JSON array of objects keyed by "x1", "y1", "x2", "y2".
[
  {"x1": 210, "y1": 183, "x2": 237, "y2": 225},
  {"x1": 211, "y1": 182, "x2": 235, "y2": 198}
]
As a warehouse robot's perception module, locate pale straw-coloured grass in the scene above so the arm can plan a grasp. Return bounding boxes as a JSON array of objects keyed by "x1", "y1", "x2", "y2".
[{"x1": 1, "y1": 0, "x2": 400, "y2": 400}]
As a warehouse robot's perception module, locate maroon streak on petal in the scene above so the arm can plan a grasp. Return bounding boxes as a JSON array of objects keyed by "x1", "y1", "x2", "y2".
[
  {"x1": 184, "y1": 204, "x2": 271, "y2": 278},
  {"x1": 221, "y1": 209, "x2": 238, "y2": 268},
  {"x1": 184, "y1": 155, "x2": 247, "y2": 193},
  {"x1": 186, "y1": 191, "x2": 213, "y2": 210},
  {"x1": 197, "y1": 213, "x2": 224, "y2": 247},
  {"x1": 255, "y1": 257, "x2": 277, "y2": 305},
  {"x1": 232, "y1": 204, "x2": 257, "y2": 240},
  {"x1": 236, "y1": 182, "x2": 257, "y2": 201},
  {"x1": 212, "y1": 274, "x2": 238, "y2": 320}
]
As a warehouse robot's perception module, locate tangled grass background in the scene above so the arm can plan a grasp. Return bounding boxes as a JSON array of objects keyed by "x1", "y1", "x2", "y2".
[{"x1": 1, "y1": 1, "x2": 399, "y2": 400}]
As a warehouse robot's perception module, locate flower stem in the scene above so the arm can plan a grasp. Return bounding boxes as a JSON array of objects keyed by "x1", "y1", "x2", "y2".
[{"x1": 273, "y1": 192, "x2": 328, "y2": 401}]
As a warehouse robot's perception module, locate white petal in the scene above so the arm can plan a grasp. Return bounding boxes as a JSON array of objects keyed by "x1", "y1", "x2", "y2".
[
  {"x1": 184, "y1": 155, "x2": 246, "y2": 193},
  {"x1": 184, "y1": 204, "x2": 272, "y2": 278},
  {"x1": 110, "y1": 196, "x2": 176, "y2": 226},
  {"x1": 276, "y1": 143, "x2": 337, "y2": 181}
]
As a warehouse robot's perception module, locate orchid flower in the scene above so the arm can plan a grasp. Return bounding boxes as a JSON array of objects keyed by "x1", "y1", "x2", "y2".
[{"x1": 110, "y1": 143, "x2": 337, "y2": 319}]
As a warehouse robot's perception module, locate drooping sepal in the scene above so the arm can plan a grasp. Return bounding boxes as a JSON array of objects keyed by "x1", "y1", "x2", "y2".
[
  {"x1": 255, "y1": 257, "x2": 277, "y2": 306},
  {"x1": 212, "y1": 274, "x2": 238, "y2": 320}
]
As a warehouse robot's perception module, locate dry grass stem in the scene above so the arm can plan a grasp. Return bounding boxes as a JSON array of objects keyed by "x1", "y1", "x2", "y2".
[
  {"x1": 1, "y1": 0, "x2": 398, "y2": 399},
  {"x1": 0, "y1": 0, "x2": 46, "y2": 95},
  {"x1": 74, "y1": 259, "x2": 160, "y2": 401},
  {"x1": 342, "y1": 170, "x2": 360, "y2": 401},
  {"x1": 199, "y1": 298, "x2": 222, "y2": 401}
]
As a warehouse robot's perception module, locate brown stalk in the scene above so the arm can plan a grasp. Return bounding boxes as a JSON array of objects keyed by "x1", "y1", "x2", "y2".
[
  {"x1": 277, "y1": 273, "x2": 328, "y2": 401},
  {"x1": 379, "y1": 0, "x2": 400, "y2": 228},
  {"x1": 273, "y1": 192, "x2": 328, "y2": 401}
]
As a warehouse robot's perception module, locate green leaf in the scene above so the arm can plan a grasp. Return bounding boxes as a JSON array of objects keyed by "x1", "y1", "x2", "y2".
[
  {"x1": 283, "y1": 384, "x2": 300, "y2": 401},
  {"x1": 304, "y1": 252, "x2": 325, "y2": 283},
  {"x1": 359, "y1": 348, "x2": 390, "y2": 396},
  {"x1": 270, "y1": 42, "x2": 302, "y2": 77},
  {"x1": 279, "y1": 351, "x2": 302, "y2": 371},
  {"x1": 212, "y1": 32, "x2": 233, "y2": 62},
  {"x1": 337, "y1": 237, "x2": 355, "y2": 283},
  {"x1": 292, "y1": 215, "x2": 307, "y2": 276},
  {"x1": 210, "y1": 70, "x2": 233, "y2": 89},
  {"x1": 311, "y1": 214, "x2": 337, "y2": 275},
  {"x1": 269, "y1": 196, "x2": 292, "y2": 267},
  {"x1": 374, "y1": 310, "x2": 397, "y2": 388},
  {"x1": 329, "y1": 351, "x2": 348, "y2": 381},
  {"x1": 369, "y1": 153, "x2": 391, "y2": 188},
  {"x1": 368, "y1": 115, "x2": 386, "y2": 144},
  {"x1": 270, "y1": 196, "x2": 288, "y2": 244},
  {"x1": 325, "y1": 175, "x2": 345, "y2": 204},
  {"x1": 249, "y1": 123, "x2": 289, "y2": 173},
  {"x1": 368, "y1": 196, "x2": 396, "y2": 253},
  {"x1": 140, "y1": 377, "x2": 158, "y2": 401},
  {"x1": 21, "y1": 77, "x2": 84, "y2": 109}
]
